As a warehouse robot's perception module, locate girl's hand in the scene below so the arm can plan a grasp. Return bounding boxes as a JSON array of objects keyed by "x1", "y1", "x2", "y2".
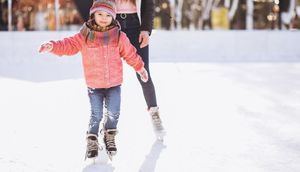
[
  {"x1": 137, "y1": 67, "x2": 148, "y2": 82},
  {"x1": 139, "y1": 31, "x2": 150, "y2": 48},
  {"x1": 39, "y1": 42, "x2": 53, "y2": 53}
]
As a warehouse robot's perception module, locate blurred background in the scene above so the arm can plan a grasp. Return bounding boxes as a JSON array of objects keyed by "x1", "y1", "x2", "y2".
[
  {"x1": 0, "y1": 2, "x2": 300, "y2": 171},
  {"x1": 0, "y1": 0, "x2": 300, "y2": 31}
]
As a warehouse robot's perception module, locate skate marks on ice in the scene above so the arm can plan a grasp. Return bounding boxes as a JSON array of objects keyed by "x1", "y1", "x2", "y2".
[{"x1": 139, "y1": 140, "x2": 167, "y2": 172}]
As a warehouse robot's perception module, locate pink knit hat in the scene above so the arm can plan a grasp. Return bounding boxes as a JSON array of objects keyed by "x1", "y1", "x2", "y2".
[{"x1": 89, "y1": 0, "x2": 117, "y2": 19}]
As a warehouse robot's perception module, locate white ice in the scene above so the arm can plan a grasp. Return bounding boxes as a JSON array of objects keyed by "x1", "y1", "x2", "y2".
[{"x1": 0, "y1": 31, "x2": 300, "y2": 172}]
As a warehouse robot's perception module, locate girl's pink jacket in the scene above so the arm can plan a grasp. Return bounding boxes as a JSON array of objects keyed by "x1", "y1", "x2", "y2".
[{"x1": 50, "y1": 27, "x2": 144, "y2": 89}]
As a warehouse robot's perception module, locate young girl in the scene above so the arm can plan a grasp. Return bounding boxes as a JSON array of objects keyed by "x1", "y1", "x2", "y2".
[{"x1": 38, "y1": 0, "x2": 148, "y2": 159}]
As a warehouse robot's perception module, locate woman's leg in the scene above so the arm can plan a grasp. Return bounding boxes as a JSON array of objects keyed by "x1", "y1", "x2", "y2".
[
  {"x1": 117, "y1": 14, "x2": 165, "y2": 139},
  {"x1": 87, "y1": 88, "x2": 105, "y2": 136},
  {"x1": 134, "y1": 44, "x2": 158, "y2": 109},
  {"x1": 126, "y1": 30, "x2": 166, "y2": 138},
  {"x1": 117, "y1": 14, "x2": 157, "y2": 109}
]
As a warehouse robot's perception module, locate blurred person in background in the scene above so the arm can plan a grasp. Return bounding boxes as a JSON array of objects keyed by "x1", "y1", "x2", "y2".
[
  {"x1": 181, "y1": 0, "x2": 193, "y2": 29},
  {"x1": 32, "y1": 4, "x2": 47, "y2": 31},
  {"x1": 211, "y1": 1, "x2": 230, "y2": 30},
  {"x1": 46, "y1": 3, "x2": 56, "y2": 30},
  {"x1": 291, "y1": 0, "x2": 300, "y2": 29},
  {"x1": 16, "y1": 14, "x2": 25, "y2": 31},
  {"x1": 191, "y1": 0, "x2": 202, "y2": 29},
  {"x1": 59, "y1": 2, "x2": 75, "y2": 30},
  {"x1": 0, "y1": 0, "x2": 8, "y2": 30},
  {"x1": 154, "y1": 0, "x2": 171, "y2": 30},
  {"x1": 69, "y1": 9, "x2": 84, "y2": 30},
  {"x1": 230, "y1": 0, "x2": 246, "y2": 30},
  {"x1": 14, "y1": 8, "x2": 25, "y2": 31},
  {"x1": 13, "y1": 3, "x2": 33, "y2": 31}
]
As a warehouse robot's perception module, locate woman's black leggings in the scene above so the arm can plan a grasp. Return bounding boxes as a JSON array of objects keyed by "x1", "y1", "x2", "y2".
[{"x1": 117, "y1": 13, "x2": 157, "y2": 109}]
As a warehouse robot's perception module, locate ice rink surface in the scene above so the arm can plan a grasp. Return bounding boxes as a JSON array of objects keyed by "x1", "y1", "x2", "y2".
[{"x1": 1, "y1": 62, "x2": 300, "y2": 172}]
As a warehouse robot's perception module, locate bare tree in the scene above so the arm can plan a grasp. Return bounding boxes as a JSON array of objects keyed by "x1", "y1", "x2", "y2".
[
  {"x1": 228, "y1": 0, "x2": 239, "y2": 21},
  {"x1": 246, "y1": 0, "x2": 254, "y2": 30}
]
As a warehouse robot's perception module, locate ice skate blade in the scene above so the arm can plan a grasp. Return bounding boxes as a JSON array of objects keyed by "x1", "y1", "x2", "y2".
[
  {"x1": 96, "y1": 149, "x2": 110, "y2": 164},
  {"x1": 107, "y1": 151, "x2": 116, "y2": 161},
  {"x1": 84, "y1": 157, "x2": 97, "y2": 165},
  {"x1": 157, "y1": 136, "x2": 164, "y2": 142},
  {"x1": 108, "y1": 155, "x2": 113, "y2": 161},
  {"x1": 156, "y1": 133, "x2": 165, "y2": 142}
]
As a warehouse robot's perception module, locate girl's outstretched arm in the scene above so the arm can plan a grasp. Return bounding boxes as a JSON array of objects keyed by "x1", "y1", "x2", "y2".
[{"x1": 40, "y1": 33, "x2": 84, "y2": 56}]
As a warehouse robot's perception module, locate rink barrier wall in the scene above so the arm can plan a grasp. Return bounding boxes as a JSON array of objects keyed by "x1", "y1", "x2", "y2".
[
  {"x1": 0, "y1": 30, "x2": 299, "y2": 63},
  {"x1": 149, "y1": 30, "x2": 300, "y2": 62},
  {"x1": 0, "y1": 30, "x2": 299, "y2": 82}
]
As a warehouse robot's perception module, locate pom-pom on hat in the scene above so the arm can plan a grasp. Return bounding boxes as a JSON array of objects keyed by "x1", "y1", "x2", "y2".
[{"x1": 89, "y1": 0, "x2": 117, "y2": 19}]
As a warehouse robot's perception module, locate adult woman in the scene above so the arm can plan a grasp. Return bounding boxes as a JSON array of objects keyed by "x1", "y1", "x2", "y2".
[{"x1": 115, "y1": 0, "x2": 165, "y2": 139}]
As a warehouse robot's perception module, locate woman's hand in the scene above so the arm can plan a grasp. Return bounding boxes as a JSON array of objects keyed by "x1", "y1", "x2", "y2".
[
  {"x1": 137, "y1": 67, "x2": 149, "y2": 82},
  {"x1": 139, "y1": 31, "x2": 150, "y2": 48},
  {"x1": 39, "y1": 42, "x2": 53, "y2": 53}
]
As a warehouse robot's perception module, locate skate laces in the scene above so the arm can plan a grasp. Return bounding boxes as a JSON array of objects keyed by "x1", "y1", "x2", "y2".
[
  {"x1": 87, "y1": 137, "x2": 99, "y2": 151},
  {"x1": 105, "y1": 134, "x2": 116, "y2": 149}
]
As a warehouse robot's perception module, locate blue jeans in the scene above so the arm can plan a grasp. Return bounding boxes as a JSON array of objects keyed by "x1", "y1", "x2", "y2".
[{"x1": 87, "y1": 86, "x2": 121, "y2": 135}]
